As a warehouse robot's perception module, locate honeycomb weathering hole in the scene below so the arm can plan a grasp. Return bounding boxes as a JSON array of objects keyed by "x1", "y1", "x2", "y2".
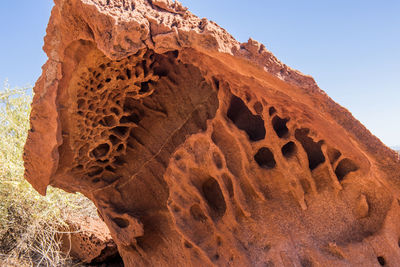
[
  {"x1": 253, "y1": 101, "x2": 263, "y2": 114},
  {"x1": 202, "y1": 177, "x2": 227, "y2": 220},
  {"x1": 212, "y1": 152, "x2": 223, "y2": 169},
  {"x1": 282, "y1": 141, "x2": 297, "y2": 158},
  {"x1": 113, "y1": 217, "x2": 130, "y2": 228},
  {"x1": 227, "y1": 95, "x2": 266, "y2": 141},
  {"x1": 91, "y1": 143, "x2": 110, "y2": 159},
  {"x1": 272, "y1": 115, "x2": 289, "y2": 138},
  {"x1": 294, "y1": 128, "x2": 325, "y2": 170},
  {"x1": 335, "y1": 158, "x2": 359, "y2": 181},
  {"x1": 377, "y1": 256, "x2": 386, "y2": 266},
  {"x1": 254, "y1": 147, "x2": 276, "y2": 169}
]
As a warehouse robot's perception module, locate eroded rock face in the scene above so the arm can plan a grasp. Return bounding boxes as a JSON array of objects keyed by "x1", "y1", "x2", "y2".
[
  {"x1": 60, "y1": 217, "x2": 120, "y2": 264},
  {"x1": 24, "y1": 0, "x2": 400, "y2": 266}
]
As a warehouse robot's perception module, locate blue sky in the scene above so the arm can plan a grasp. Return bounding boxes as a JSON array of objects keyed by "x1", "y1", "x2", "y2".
[{"x1": 1, "y1": 0, "x2": 399, "y2": 147}]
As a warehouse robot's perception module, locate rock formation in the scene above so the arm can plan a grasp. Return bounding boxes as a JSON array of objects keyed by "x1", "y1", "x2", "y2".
[
  {"x1": 60, "y1": 216, "x2": 120, "y2": 264},
  {"x1": 24, "y1": 0, "x2": 400, "y2": 266}
]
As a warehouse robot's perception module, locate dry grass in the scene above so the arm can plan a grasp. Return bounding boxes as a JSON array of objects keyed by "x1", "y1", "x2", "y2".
[{"x1": 0, "y1": 82, "x2": 97, "y2": 266}]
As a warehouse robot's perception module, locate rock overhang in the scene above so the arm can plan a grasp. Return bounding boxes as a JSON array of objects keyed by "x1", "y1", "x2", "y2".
[{"x1": 24, "y1": 0, "x2": 400, "y2": 266}]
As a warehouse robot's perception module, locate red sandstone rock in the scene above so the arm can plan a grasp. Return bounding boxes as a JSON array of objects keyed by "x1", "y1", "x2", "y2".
[
  {"x1": 24, "y1": 0, "x2": 400, "y2": 266},
  {"x1": 61, "y1": 217, "x2": 119, "y2": 263}
]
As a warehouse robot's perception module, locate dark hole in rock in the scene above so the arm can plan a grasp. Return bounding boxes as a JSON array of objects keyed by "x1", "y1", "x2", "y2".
[
  {"x1": 295, "y1": 128, "x2": 325, "y2": 170},
  {"x1": 141, "y1": 60, "x2": 149, "y2": 77},
  {"x1": 272, "y1": 115, "x2": 289, "y2": 138},
  {"x1": 171, "y1": 50, "x2": 179, "y2": 58},
  {"x1": 105, "y1": 78, "x2": 111, "y2": 83},
  {"x1": 120, "y1": 113, "x2": 141, "y2": 124},
  {"x1": 113, "y1": 217, "x2": 129, "y2": 228},
  {"x1": 74, "y1": 164, "x2": 83, "y2": 171},
  {"x1": 111, "y1": 126, "x2": 129, "y2": 138},
  {"x1": 212, "y1": 152, "x2": 223, "y2": 169},
  {"x1": 254, "y1": 147, "x2": 276, "y2": 169},
  {"x1": 116, "y1": 75, "x2": 126, "y2": 80},
  {"x1": 99, "y1": 254, "x2": 124, "y2": 267},
  {"x1": 253, "y1": 101, "x2": 263, "y2": 114},
  {"x1": 281, "y1": 141, "x2": 297, "y2": 158},
  {"x1": 335, "y1": 158, "x2": 358, "y2": 182},
  {"x1": 377, "y1": 256, "x2": 386, "y2": 266},
  {"x1": 100, "y1": 115, "x2": 117, "y2": 127},
  {"x1": 212, "y1": 77, "x2": 220, "y2": 90},
  {"x1": 245, "y1": 92, "x2": 252, "y2": 102},
  {"x1": 96, "y1": 159, "x2": 109, "y2": 164},
  {"x1": 77, "y1": 99, "x2": 85, "y2": 109},
  {"x1": 269, "y1": 106, "x2": 276, "y2": 115},
  {"x1": 109, "y1": 135, "x2": 120, "y2": 145},
  {"x1": 126, "y1": 68, "x2": 131, "y2": 79},
  {"x1": 105, "y1": 165, "x2": 117, "y2": 173},
  {"x1": 87, "y1": 166, "x2": 103, "y2": 177},
  {"x1": 91, "y1": 143, "x2": 110, "y2": 159},
  {"x1": 113, "y1": 156, "x2": 126, "y2": 166},
  {"x1": 139, "y1": 81, "x2": 150, "y2": 94},
  {"x1": 110, "y1": 107, "x2": 120, "y2": 116},
  {"x1": 134, "y1": 69, "x2": 141, "y2": 78},
  {"x1": 184, "y1": 241, "x2": 193, "y2": 248},
  {"x1": 117, "y1": 144, "x2": 124, "y2": 152},
  {"x1": 227, "y1": 95, "x2": 266, "y2": 141},
  {"x1": 202, "y1": 178, "x2": 227, "y2": 220}
]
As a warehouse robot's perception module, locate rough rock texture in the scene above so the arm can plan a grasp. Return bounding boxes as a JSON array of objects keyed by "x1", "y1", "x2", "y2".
[
  {"x1": 60, "y1": 217, "x2": 119, "y2": 263},
  {"x1": 24, "y1": 0, "x2": 400, "y2": 266}
]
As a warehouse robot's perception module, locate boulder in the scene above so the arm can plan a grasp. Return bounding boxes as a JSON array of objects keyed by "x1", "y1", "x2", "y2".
[
  {"x1": 24, "y1": 0, "x2": 400, "y2": 266},
  {"x1": 60, "y1": 216, "x2": 119, "y2": 264}
]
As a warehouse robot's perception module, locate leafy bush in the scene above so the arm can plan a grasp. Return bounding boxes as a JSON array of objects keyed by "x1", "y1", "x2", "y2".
[{"x1": 0, "y1": 82, "x2": 96, "y2": 266}]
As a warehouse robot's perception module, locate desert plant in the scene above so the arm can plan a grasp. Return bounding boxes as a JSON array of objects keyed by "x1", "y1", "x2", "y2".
[{"x1": 0, "y1": 82, "x2": 96, "y2": 266}]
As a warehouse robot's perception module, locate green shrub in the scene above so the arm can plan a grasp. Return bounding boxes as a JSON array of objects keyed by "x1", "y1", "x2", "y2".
[{"x1": 0, "y1": 82, "x2": 96, "y2": 266}]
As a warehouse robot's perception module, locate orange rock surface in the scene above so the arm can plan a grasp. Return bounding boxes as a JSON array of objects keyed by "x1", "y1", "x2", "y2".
[{"x1": 24, "y1": 0, "x2": 400, "y2": 266}]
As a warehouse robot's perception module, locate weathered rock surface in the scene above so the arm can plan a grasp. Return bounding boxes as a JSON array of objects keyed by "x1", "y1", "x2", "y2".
[
  {"x1": 24, "y1": 0, "x2": 400, "y2": 266},
  {"x1": 60, "y1": 216, "x2": 119, "y2": 264}
]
